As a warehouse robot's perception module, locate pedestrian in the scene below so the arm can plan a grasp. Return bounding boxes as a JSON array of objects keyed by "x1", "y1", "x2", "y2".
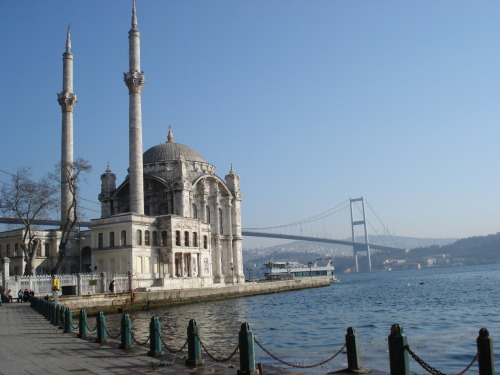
[{"x1": 109, "y1": 280, "x2": 115, "y2": 294}]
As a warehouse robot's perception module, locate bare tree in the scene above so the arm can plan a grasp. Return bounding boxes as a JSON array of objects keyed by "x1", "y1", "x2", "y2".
[
  {"x1": 51, "y1": 158, "x2": 91, "y2": 275},
  {"x1": 0, "y1": 167, "x2": 58, "y2": 276}
]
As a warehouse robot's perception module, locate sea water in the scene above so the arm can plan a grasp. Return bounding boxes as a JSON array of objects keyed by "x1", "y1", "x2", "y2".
[{"x1": 108, "y1": 264, "x2": 500, "y2": 374}]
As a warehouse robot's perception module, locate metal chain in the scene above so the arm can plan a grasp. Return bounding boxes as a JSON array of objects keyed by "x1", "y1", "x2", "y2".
[
  {"x1": 105, "y1": 326, "x2": 122, "y2": 340},
  {"x1": 404, "y1": 345, "x2": 479, "y2": 375},
  {"x1": 199, "y1": 339, "x2": 239, "y2": 363},
  {"x1": 254, "y1": 338, "x2": 346, "y2": 369},
  {"x1": 71, "y1": 322, "x2": 80, "y2": 330},
  {"x1": 85, "y1": 321, "x2": 97, "y2": 332},
  {"x1": 158, "y1": 332, "x2": 188, "y2": 354},
  {"x1": 130, "y1": 330, "x2": 150, "y2": 346}
]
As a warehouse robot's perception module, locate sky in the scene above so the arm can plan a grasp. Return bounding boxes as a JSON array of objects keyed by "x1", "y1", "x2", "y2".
[{"x1": 1, "y1": 1, "x2": 499, "y2": 248}]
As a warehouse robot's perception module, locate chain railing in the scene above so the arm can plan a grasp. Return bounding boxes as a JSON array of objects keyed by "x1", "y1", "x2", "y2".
[
  {"x1": 156, "y1": 328, "x2": 188, "y2": 354},
  {"x1": 254, "y1": 338, "x2": 345, "y2": 369},
  {"x1": 130, "y1": 330, "x2": 150, "y2": 346},
  {"x1": 104, "y1": 326, "x2": 121, "y2": 340},
  {"x1": 404, "y1": 345, "x2": 479, "y2": 375},
  {"x1": 199, "y1": 339, "x2": 240, "y2": 363},
  {"x1": 85, "y1": 320, "x2": 97, "y2": 333},
  {"x1": 29, "y1": 299, "x2": 495, "y2": 375}
]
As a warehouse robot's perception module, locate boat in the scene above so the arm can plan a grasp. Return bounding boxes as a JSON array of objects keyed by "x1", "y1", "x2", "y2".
[{"x1": 260, "y1": 259, "x2": 339, "y2": 283}]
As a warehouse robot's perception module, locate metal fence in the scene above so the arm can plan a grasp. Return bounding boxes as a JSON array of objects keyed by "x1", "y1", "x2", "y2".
[{"x1": 1, "y1": 272, "x2": 130, "y2": 296}]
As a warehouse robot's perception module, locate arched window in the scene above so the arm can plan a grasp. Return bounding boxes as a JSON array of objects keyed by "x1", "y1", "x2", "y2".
[
  {"x1": 184, "y1": 231, "x2": 190, "y2": 247},
  {"x1": 44, "y1": 243, "x2": 50, "y2": 257},
  {"x1": 98, "y1": 233, "x2": 104, "y2": 249},
  {"x1": 36, "y1": 242, "x2": 42, "y2": 257},
  {"x1": 109, "y1": 232, "x2": 115, "y2": 247},
  {"x1": 136, "y1": 230, "x2": 142, "y2": 246},
  {"x1": 121, "y1": 230, "x2": 127, "y2": 246},
  {"x1": 203, "y1": 235, "x2": 208, "y2": 249},
  {"x1": 161, "y1": 231, "x2": 168, "y2": 246},
  {"x1": 206, "y1": 205, "x2": 211, "y2": 223},
  {"x1": 153, "y1": 231, "x2": 158, "y2": 246},
  {"x1": 175, "y1": 231, "x2": 181, "y2": 246},
  {"x1": 145, "y1": 230, "x2": 150, "y2": 246},
  {"x1": 193, "y1": 232, "x2": 198, "y2": 247},
  {"x1": 219, "y1": 208, "x2": 223, "y2": 235},
  {"x1": 192, "y1": 203, "x2": 198, "y2": 219}
]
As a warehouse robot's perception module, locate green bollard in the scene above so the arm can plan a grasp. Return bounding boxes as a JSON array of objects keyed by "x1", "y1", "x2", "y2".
[
  {"x1": 54, "y1": 305, "x2": 61, "y2": 327},
  {"x1": 42, "y1": 300, "x2": 47, "y2": 318},
  {"x1": 96, "y1": 312, "x2": 107, "y2": 343},
  {"x1": 477, "y1": 328, "x2": 495, "y2": 375},
  {"x1": 388, "y1": 324, "x2": 410, "y2": 375},
  {"x1": 237, "y1": 323, "x2": 259, "y2": 375},
  {"x1": 119, "y1": 314, "x2": 132, "y2": 349},
  {"x1": 186, "y1": 319, "x2": 203, "y2": 366},
  {"x1": 78, "y1": 309, "x2": 88, "y2": 338},
  {"x1": 148, "y1": 316, "x2": 164, "y2": 357},
  {"x1": 59, "y1": 306, "x2": 65, "y2": 328},
  {"x1": 345, "y1": 327, "x2": 369, "y2": 372},
  {"x1": 64, "y1": 308, "x2": 73, "y2": 333}
]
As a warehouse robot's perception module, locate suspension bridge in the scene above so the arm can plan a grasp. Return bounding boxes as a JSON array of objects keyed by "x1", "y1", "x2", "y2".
[{"x1": 0, "y1": 196, "x2": 406, "y2": 272}]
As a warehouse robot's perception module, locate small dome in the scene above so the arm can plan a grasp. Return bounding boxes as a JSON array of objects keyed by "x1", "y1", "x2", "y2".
[{"x1": 143, "y1": 142, "x2": 206, "y2": 164}]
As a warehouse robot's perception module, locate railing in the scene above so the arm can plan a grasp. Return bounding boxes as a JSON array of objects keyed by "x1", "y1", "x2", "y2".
[
  {"x1": 5, "y1": 273, "x2": 130, "y2": 296},
  {"x1": 29, "y1": 297, "x2": 495, "y2": 375}
]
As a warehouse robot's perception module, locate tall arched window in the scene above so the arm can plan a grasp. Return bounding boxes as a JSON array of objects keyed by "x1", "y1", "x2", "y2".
[
  {"x1": 203, "y1": 235, "x2": 208, "y2": 249},
  {"x1": 109, "y1": 232, "x2": 115, "y2": 247},
  {"x1": 98, "y1": 233, "x2": 104, "y2": 249},
  {"x1": 136, "y1": 230, "x2": 142, "y2": 246},
  {"x1": 192, "y1": 203, "x2": 198, "y2": 219},
  {"x1": 175, "y1": 231, "x2": 181, "y2": 246},
  {"x1": 184, "y1": 231, "x2": 190, "y2": 247},
  {"x1": 121, "y1": 230, "x2": 127, "y2": 246},
  {"x1": 193, "y1": 232, "x2": 198, "y2": 247},
  {"x1": 219, "y1": 208, "x2": 223, "y2": 235},
  {"x1": 206, "y1": 205, "x2": 211, "y2": 223},
  {"x1": 145, "y1": 230, "x2": 150, "y2": 246},
  {"x1": 153, "y1": 231, "x2": 158, "y2": 246}
]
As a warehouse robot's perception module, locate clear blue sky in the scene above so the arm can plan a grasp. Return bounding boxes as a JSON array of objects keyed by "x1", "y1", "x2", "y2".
[{"x1": 1, "y1": 1, "x2": 499, "y2": 247}]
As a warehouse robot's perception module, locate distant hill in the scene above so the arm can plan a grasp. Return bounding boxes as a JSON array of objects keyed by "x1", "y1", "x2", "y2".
[
  {"x1": 242, "y1": 233, "x2": 499, "y2": 275},
  {"x1": 242, "y1": 234, "x2": 458, "y2": 276},
  {"x1": 407, "y1": 232, "x2": 500, "y2": 264}
]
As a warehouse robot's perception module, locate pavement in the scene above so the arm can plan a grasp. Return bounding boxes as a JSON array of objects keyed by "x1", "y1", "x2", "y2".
[{"x1": 0, "y1": 302, "x2": 302, "y2": 375}]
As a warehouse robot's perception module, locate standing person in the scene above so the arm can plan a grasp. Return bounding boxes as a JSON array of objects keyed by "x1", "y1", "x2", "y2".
[{"x1": 109, "y1": 280, "x2": 115, "y2": 294}]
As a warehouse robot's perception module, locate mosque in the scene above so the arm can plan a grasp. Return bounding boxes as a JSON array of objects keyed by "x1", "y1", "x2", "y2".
[{"x1": 0, "y1": 3, "x2": 245, "y2": 290}]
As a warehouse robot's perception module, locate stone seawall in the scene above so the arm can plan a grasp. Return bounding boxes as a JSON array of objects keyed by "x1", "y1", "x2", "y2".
[{"x1": 57, "y1": 277, "x2": 330, "y2": 314}]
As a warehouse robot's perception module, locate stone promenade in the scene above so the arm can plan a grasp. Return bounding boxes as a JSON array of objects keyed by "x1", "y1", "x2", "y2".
[{"x1": 0, "y1": 303, "x2": 301, "y2": 375}]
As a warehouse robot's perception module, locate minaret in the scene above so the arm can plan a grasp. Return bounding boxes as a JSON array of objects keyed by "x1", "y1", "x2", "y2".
[
  {"x1": 124, "y1": 1, "x2": 145, "y2": 215},
  {"x1": 57, "y1": 26, "x2": 77, "y2": 224}
]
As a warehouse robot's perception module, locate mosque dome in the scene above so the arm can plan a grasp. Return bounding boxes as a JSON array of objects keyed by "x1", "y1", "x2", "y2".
[{"x1": 143, "y1": 127, "x2": 207, "y2": 164}]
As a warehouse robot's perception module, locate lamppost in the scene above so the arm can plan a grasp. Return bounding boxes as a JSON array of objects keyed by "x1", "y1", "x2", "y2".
[
  {"x1": 76, "y1": 222, "x2": 86, "y2": 273},
  {"x1": 247, "y1": 268, "x2": 252, "y2": 281}
]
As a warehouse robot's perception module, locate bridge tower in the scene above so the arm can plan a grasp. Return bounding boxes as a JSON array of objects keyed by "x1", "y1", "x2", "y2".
[{"x1": 350, "y1": 197, "x2": 372, "y2": 272}]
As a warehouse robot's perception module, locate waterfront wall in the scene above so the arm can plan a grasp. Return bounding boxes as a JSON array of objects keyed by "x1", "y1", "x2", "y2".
[{"x1": 57, "y1": 277, "x2": 330, "y2": 313}]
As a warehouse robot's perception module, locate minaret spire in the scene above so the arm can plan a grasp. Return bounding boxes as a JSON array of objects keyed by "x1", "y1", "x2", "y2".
[
  {"x1": 66, "y1": 25, "x2": 71, "y2": 53},
  {"x1": 131, "y1": 1, "x2": 137, "y2": 29},
  {"x1": 124, "y1": 1, "x2": 145, "y2": 215},
  {"x1": 58, "y1": 25, "x2": 78, "y2": 225}
]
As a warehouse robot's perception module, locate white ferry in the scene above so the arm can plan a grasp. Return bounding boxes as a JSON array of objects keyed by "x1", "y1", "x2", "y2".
[{"x1": 261, "y1": 259, "x2": 339, "y2": 283}]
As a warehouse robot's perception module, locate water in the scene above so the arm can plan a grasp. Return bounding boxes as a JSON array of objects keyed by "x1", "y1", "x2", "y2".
[{"x1": 105, "y1": 264, "x2": 500, "y2": 374}]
